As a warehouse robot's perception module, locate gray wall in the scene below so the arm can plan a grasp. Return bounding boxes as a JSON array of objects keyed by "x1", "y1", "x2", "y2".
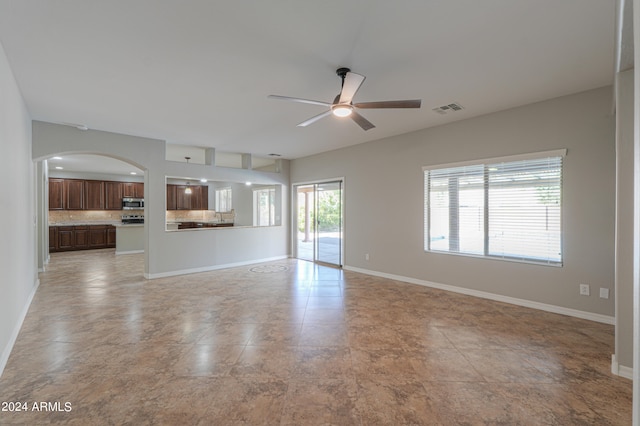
[
  {"x1": 291, "y1": 86, "x2": 616, "y2": 318},
  {"x1": 32, "y1": 121, "x2": 290, "y2": 278},
  {"x1": 0, "y1": 41, "x2": 36, "y2": 375}
]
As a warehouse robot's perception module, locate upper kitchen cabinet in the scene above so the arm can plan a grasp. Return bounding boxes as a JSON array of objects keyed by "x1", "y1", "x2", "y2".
[
  {"x1": 64, "y1": 179, "x2": 84, "y2": 210},
  {"x1": 122, "y1": 182, "x2": 144, "y2": 198},
  {"x1": 172, "y1": 185, "x2": 208, "y2": 210},
  {"x1": 84, "y1": 180, "x2": 105, "y2": 210},
  {"x1": 48, "y1": 178, "x2": 144, "y2": 211},
  {"x1": 166, "y1": 184, "x2": 177, "y2": 210},
  {"x1": 104, "y1": 181, "x2": 123, "y2": 210},
  {"x1": 49, "y1": 178, "x2": 65, "y2": 210}
]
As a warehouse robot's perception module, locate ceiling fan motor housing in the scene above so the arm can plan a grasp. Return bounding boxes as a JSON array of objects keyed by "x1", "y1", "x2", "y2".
[{"x1": 336, "y1": 67, "x2": 351, "y2": 79}]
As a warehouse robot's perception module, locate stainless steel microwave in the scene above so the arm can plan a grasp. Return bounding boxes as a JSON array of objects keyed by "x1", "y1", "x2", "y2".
[{"x1": 122, "y1": 197, "x2": 144, "y2": 210}]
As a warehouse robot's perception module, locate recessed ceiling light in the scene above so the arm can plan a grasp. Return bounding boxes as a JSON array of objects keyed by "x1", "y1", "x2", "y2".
[
  {"x1": 245, "y1": 182, "x2": 252, "y2": 186},
  {"x1": 130, "y1": 172, "x2": 137, "y2": 175},
  {"x1": 55, "y1": 166, "x2": 63, "y2": 170},
  {"x1": 200, "y1": 178, "x2": 207, "y2": 183},
  {"x1": 76, "y1": 125, "x2": 89, "y2": 131},
  {"x1": 52, "y1": 156, "x2": 62, "y2": 160}
]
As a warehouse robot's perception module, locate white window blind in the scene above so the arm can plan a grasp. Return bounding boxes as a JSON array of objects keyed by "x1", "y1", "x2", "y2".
[
  {"x1": 215, "y1": 188, "x2": 232, "y2": 212},
  {"x1": 424, "y1": 150, "x2": 564, "y2": 265},
  {"x1": 253, "y1": 187, "x2": 276, "y2": 226}
]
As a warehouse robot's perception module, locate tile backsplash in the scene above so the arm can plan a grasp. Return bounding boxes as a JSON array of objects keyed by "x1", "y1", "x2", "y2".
[
  {"x1": 166, "y1": 210, "x2": 217, "y2": 222},
  {"x1": 49, "y1": 210, "x2": 141, "y2": 224}
]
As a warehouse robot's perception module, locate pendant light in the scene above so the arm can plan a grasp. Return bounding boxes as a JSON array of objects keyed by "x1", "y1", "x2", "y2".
[{"x1": 184, "y1": 157, "x2": 192, "y2": 194}]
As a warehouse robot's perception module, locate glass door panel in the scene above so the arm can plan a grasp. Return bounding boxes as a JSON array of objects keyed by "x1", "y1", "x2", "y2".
[
  {"x1": 315, "y1": 181, "x2": 342, "y2": 266},
  {"x1": 295, "y1": 181, "x2": 343, "y2": 267},
  {"x1": 296, "y1": 185, "x2": 314, "y2": 261}
]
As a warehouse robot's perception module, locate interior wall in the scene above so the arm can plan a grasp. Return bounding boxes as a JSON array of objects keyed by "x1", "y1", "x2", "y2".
[
  {"x1": 32, "y1": 121, "x2": 290, "y2": 278},
  {"x1": 615, "y1": 68, "x2": 634, "y2": 373},
  {"x1": 0, "y1": 40, "x2": 36, "y2": 376},
  {"x1": 291, "y1": 86, "x2": 616, "y2": 318}
]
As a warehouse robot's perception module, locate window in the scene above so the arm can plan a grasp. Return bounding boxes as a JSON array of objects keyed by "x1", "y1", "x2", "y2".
[
  {"x1": 253, "y1": 187, "x2": 276, "y2": 226},
  {"x1": 215, "y1": 187, "x2": 232, "y2": 212},
  {"x1": 424, "y1": 150, "x2": 565, "y2": 265}
]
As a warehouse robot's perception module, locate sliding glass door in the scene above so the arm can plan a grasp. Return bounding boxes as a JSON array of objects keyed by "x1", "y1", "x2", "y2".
[{"x1": 295, "y1": 180, "x2": 343, "y2": 266}]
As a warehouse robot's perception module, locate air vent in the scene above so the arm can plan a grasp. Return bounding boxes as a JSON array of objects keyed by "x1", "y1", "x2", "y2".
[{"x1": 432, "y1": 102, "x2": 464, "y2": 115}]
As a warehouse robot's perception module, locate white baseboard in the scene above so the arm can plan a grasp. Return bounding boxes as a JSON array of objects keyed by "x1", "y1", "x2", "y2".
[
  {"x1": 145, "y1": 255, "x2": 289, "y2": 279},
  {"x1": 115, "y1": 249, "x2": 144, "y2": 256},
  {"x1": 343, "y1": 265, "x2": 615, "y2": 325},
  {"x1": 611, "y1": 354, "x2": 634, "y2": 380},
  {"x1": 0, "y1": 278, "x2": 40, "y2": 378}
]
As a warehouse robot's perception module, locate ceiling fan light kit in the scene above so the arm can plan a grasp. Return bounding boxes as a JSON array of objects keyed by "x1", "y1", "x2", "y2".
[
  {"x1": 331, "y1": 105, "x2": 352, "y2": 117},
  {"x1": 268, "y1": 67, "x2": 421, "y2": 131}
]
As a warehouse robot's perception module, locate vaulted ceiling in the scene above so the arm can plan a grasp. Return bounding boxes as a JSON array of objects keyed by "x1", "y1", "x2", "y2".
[{"x1": 0, "y1": 1, "x2": 615, "y2": 160}]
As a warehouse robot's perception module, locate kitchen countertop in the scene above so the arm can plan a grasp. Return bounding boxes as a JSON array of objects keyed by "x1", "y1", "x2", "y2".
[
  {"x1": 49, "y1": 221, "x2": 120, "y2": 226},
  {"x1": 167, "y1": 220, "x2": 233, "y2": 225}
]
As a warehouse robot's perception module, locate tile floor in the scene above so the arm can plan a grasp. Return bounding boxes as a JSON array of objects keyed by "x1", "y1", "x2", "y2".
[{"x1": 0, "y1": 249, "x2": 632, "y2": 425}]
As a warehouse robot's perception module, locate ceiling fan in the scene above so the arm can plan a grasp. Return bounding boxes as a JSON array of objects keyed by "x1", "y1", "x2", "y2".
[{"x1": 268, "y1": 67, "x2": 421, "y2": 131}]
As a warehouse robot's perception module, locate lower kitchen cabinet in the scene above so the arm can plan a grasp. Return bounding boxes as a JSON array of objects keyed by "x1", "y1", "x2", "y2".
[
  {"x1": 56, "y1": 227, "x2": 75, "y2": 251},
  {"x1": 88, "y1": 225, "x2": 107, "y2": 248},
  {"x1": 50, "y1": 225, "x2": 116, "y2": 252},
  {"x1": 107, "y1": 226, "x2": 116, "y2": 248},
  {"x1": 74, "y1": 226, "x2": 89, "y2": 249},
  {"x1": 49, "y1": 227, "x2": 57, "y2": 251}
]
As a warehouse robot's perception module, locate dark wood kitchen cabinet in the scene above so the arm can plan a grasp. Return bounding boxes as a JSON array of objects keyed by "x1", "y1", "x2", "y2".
[
  {"x1": 56, "y1": 226, "x2": 74, "y2": 251},
  {"x1": 49, "y1": 179, "x2": 65, "y2": 210},
  {"x1": 166, "y1": 184, "x2": 177, "y2": 210},
  {"x1": 48, "y1": 178, "x2": 143, "y2": 211},
  {"x1": 175, "y1": 185, "x2": 192, "y2": 210},
  {"x1": 122, "y1": 182, "x2": 144, "y2": 198},
  {"x1": 88, "y1": 225, "x2": 107, "y2": 247},
  {"x1": 104, "y1": 181, "x2": 123, "y2": 210},
  {"x1": 73, "y1": 226, "x2": 89, "y2": 248},
  {"x1": 169, "y1": 184, "x2": 208, "y2": 210},
  {"x1": 107, "y1": 226, "x2": 116, "y2": 248},
  {"x1": 49, "y1": 227, "x2": 57, "y2": 251},
  {"x1": 84, "y1": 180, "x2": 105, "y2": 210},
  {"x1": 199, "y1": 187, "x2": 208, "y2": 211},
  {"x1": 64, "y1": 179, "x2": 84, "y2": 210},
  {"x1": 50, "y1": 224, "x2": 117, "y2": 252}
]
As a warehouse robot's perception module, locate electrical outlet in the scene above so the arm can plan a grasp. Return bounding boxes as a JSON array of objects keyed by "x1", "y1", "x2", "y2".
[
  {"x1": 365, "y1": 253, "x2": 370, "y2": 261},
  {"x1": 599, "y1": 288, "x2": 610, "y2": 299},
  {"x1": 579, "y1": 284, "x2": 590, "y2": 296}
]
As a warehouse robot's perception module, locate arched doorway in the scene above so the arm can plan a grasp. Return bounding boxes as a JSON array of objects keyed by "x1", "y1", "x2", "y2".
[{"x1": 38, "y1": 153, "x2": 145, "y2": 270}]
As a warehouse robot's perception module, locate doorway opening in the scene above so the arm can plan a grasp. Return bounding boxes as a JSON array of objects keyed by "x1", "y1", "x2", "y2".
[{"x1": 294, "y1": 180, "x2": 343, "y2": 267}]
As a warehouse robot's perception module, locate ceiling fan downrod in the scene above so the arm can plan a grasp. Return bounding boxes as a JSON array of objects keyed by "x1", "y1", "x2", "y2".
[{"x1": 336, "y1": 67, "x2": 351, "y2": 88}]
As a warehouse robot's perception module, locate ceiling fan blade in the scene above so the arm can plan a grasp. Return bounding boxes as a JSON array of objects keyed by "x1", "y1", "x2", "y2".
[
  {"x1": 338, "y1": 72, "x2": 365, "y2": 104},
  {"x1": 297, "y1": 110, "x2": 332, "y2": 127},
  {"x1": 350, "y1": 111, "x2": 375, "y2": 131},
  {"x1": 353, "y1": 99, "x2": 422, "y2": 109},
  {"x1": 268, "y1": 95, "x2": 331, "y2": 107}
]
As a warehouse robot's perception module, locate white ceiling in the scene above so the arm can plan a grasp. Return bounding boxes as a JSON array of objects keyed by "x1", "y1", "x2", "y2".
[{"x1": 0, "y1": 1, "x2": 616, "y2": 161}]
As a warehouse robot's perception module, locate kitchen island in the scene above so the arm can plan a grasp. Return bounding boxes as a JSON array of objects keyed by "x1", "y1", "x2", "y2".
[{"x1": 113, "y1": 223, "x2": 144, "y2": 254}]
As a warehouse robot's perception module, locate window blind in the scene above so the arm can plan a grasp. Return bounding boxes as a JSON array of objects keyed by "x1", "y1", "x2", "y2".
[{"x1": 424, "y1": 151, "x2": 564, "y2": 265}]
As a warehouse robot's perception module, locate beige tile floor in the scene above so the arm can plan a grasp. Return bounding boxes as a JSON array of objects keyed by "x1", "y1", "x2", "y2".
[{"x1": 0, "y1": 249, "x2": 632, "y2": 425}]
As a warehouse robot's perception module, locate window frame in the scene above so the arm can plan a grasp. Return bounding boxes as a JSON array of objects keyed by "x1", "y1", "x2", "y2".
[{"x1": 423, "y1": 149, "x2": 566, "y2": 266}]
